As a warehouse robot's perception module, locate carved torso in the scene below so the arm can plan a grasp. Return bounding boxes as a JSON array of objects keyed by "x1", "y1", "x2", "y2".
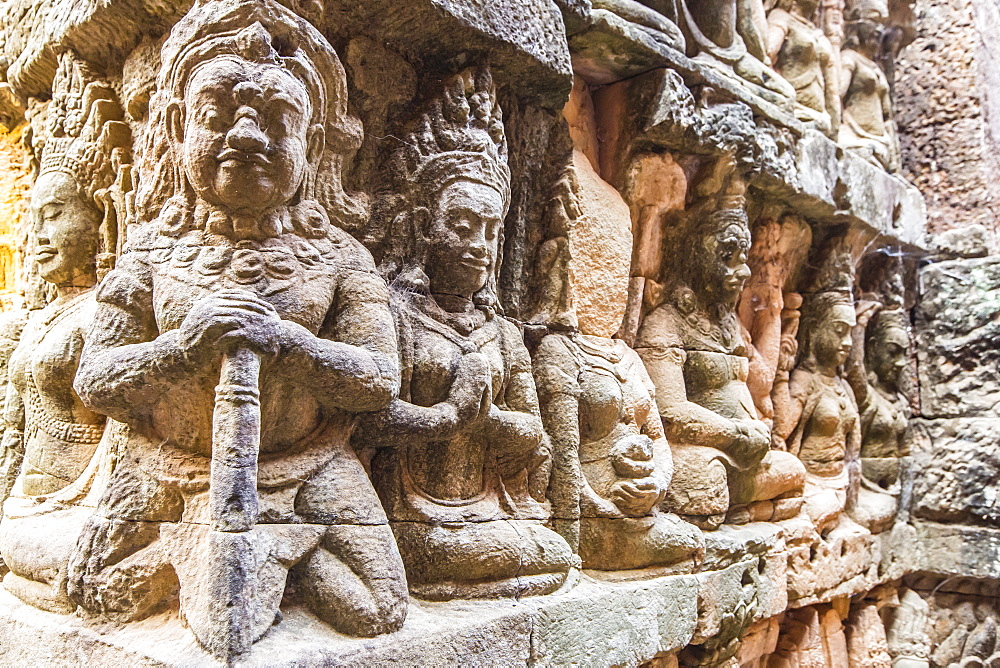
[
  {"x1": 790, "y1": 368, "x2": 859, "y2": 477},
  {"x1": 842, "y1": 50, "x2": 891, "y2": 137},
  {"x1": 860, "y1": 383, "x2": 908, "y2": 458},
  {"x1": 771, "y1": 10, "x2": 829, "y2": 111},
  {"x1": 559, "y1": 335, "x2": 665, "y2": 507},
  {"x1": 8, "y1": 290, "x2": 105, "y2": 495},
  {"x1": 374, "y1": 288, "x2": 528, "y2": 523},
  {"x1": 104, "y1": 222, "x2": 386, "y2": 493},
  {"x1": 640, "y1": 301, "x2": 756, "y2": 422}
]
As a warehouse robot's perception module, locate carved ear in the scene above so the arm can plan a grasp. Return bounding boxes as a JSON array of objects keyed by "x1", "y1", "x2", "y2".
[
  {"x1": 307, "y1": 123, "x2": 325, "y2": 165},
  {"x1": 166, "y1": 100, "x2": 185, "y2": 147}
]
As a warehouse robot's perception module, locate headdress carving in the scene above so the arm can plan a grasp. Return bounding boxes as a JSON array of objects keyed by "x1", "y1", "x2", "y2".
[
  {"x1": 376, "y1": 67, "x2": 510, "y2": 309},
  {"x1": 798, "y1": 248, "x2": 856, "y2": 365},
  {"x1": 33, "y1": 51, "x2": 132, "y2": 278},
  {"x1": 393, "y1": 67, "x2": 510, "y2": 208}
]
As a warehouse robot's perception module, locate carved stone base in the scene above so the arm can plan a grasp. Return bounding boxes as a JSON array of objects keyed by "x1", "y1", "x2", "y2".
[{"x1": 0, "y1": 524, "x2": 797, "y2": 666}]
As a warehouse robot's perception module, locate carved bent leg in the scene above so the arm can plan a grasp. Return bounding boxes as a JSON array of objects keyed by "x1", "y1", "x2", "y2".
[
  {"x1": 292, "y1": 523, "x2": 407, "y2": 636},
  {"x1": 580, "y1": 513, "x2": 704, "y2": 572},
  {"x1": 666, "y1": 445, "x2": 729, "y2": 530},
  {"x1": 66, "y1": 458, "x2": 183, "y2": 620},
  {"x1": 393, "y1": 519, "x2": 576, "y2": 600},
  {"x1": 727, "y1": 450, "x2": 806, "y2": 524},
  {"x1": 0, "y1": 505, "x2": 94, "y2": 612},
  {"x1": 290, "y1": 447, "x2": 408, "y2": 635}
]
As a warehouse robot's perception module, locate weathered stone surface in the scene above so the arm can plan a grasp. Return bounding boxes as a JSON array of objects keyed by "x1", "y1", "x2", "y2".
[
  {"x1": 910, "y1": 418, "x2": 1000, "y2": 527},
  {"x1": 914, "y1": 258, "x2": 1000, "y2": 419},
  {"x1": 930, "y1": 224, "x2": 990, "y2": 259},
  {"x1": 895, "y1": 0, "x2": 1000, "y2": 248}
]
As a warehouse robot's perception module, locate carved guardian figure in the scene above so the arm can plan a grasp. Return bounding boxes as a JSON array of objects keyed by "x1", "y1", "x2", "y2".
[{"x1": 68, "y1": 0, "x2": 406, "y2": 658}]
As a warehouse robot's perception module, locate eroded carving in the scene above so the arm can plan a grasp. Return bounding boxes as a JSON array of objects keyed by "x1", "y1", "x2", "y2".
[
  {"x1": 839, "y1": 2, "x2": 900, "y2": 171},
  {"x1": 678, "y1": 0, "x2": 797, "y2": 104},
  {"x1": 67, "y1": 0, "x2": 406, "y2": 658},
  {"x1": 358, "y1": 67, "x2": 575, "y2": 601},
  {"x1": 767, "y1": 0, "x2": 841, "y2": 135}
]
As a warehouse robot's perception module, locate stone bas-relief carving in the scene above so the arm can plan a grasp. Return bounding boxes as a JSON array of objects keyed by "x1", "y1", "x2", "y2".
[
  {"x1": 839, "y1": 4, "x2": 901, "y2": 171},
  {"x1": 358, "y1": 68, "x2": 574, "y2": 600},
  {"x1": 634, "y1": 193, "x2": 805, "y2": 530},
  {"x1": 847, "y1": 299, "x2": 911, "y2": 533},
  {"x1": 67, "y1": 0, "x2": 407, "y2": 658},
  {"x1": 0, "y1": 51, "x2": 129, "y2": 614},
  {"x1": 534, "y1": 332, "x2": 704, "y2": 572},
  {"x1": 786, "y1": 286, "x2": 860, "y2": 531},
  {"x1": 767, "y1": 0, "x2": 841, "y2": 135},
  {"x1": 0, "y1": 0, "x2": 985, "y2": 662},
  {"x1": 677, "y1": 0, "x2": 797, "y2": 104}
]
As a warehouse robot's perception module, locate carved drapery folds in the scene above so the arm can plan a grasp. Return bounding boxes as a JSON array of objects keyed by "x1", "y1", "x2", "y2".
[{"x1": 0, "y1": 0, "x2": 935, "y2": 662}]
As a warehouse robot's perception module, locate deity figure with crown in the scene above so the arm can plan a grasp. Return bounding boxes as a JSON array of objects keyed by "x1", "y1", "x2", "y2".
[
  {"x1": 633, "y1": 184, "x2": 805, "y2": 530},
  {"x1": 355, "y1": 67, "x2": 576, "y2": 600},
  {"x1": 845, "y1": 269, "x2": 911, "y2": 533},
  {"x1": 0, "y1": 51, "x2": 130, "y2": 614},
  {"x1": 784, "y1": 252, "x2": 862, "y2": 532},
  {"x1": 67, "y1": 0, "x2": 407, "y2": 659}
]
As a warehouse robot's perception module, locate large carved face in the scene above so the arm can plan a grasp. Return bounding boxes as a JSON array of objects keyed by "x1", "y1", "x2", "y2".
[
  {"x1": 700, "y1": 221, "x2": 751, "y2": 306},
  {"x1": 871, "y1": 324, "x2": 908, "y2": 390},
  {"x1": 424, "y1": 180, "x2": 503, "y2": 299},
  {"x1": 30, "y1": 170, "x2": 100, "y2": 287},
  {"x1": 812, "y1": 303, "x2": 856, "y2": 370},
  {"x1": 175, "y1": 56, "x2": 317, "y2": 215}
]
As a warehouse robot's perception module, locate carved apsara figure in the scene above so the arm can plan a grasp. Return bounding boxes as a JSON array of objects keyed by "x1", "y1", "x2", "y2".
[
  {"x1": 785, "y1": 288, "x2": 860, "y2": 531},
  {"x1": 359, "y1": 68, "x2": 574, "y2": 600},
  {"x1": 767, "y1": 0, "x2": 841, "y2": 135},
  {"x1": 677, "y1": 0, "x2": 796, "y2": 103},
  {"x1": 0, "y1": 52, "x2": 129, "y2": 613},
  {"x1": 634, "y1": 195, "x2": 805, "y2": 530},
  {"x1": 839, "y1": 5, "x2": 900, "y2": 171},
  {"x1": 68, "y1": 0, "x2": 406, "y2": 658},
  {"x1": 534, "y1": 331, "x2": 704, "y2": 572},
  {"x1": 846, "y1": 301, "x2": 910, "y2": 532}
]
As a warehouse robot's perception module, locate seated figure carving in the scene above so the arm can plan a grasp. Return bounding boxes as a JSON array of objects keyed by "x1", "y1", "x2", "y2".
[
  {"x1": 0, "y1": 52, "x2": 129, "y2": 613},
  {"x1": 634, "y1": 196, "x2": 805, "y2": 530},
  {"x1": 534, "y1": 332, "x2": 705, "y2": 572},
  {"x1": 357, "y1": 68, "x2": 575, "y2": 601},
  {"x1": 846, "y1": 300, "x2": 910, "y2": 532},
  {"x1": 767, "y1": 0, "x2": 841, "y2": 135},
  {"x1": 68, "y1": 0, "x2": 406, "y2": 658},
  {"x1": 839, "y1": 4, "x2": 900, "y2": 170},
  {"x1": 785, "y1": 289, "x2": 860, "y2": 531},
  {"x1": 677, "y1": 0, "x2": 796, "y2": 103}
]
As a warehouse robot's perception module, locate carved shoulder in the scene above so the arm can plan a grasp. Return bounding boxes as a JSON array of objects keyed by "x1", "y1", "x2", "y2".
[{"x1": 635, "y1": 304, "x2": 684, "y2": 350}]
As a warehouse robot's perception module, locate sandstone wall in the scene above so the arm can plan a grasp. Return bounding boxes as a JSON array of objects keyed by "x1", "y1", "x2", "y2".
[
  {"x1": 896, "y1": 0, "x2": 1000, "y2": 247},
  {"x1": 0, "y1": 0, "x2": 992, "y2": 666}
]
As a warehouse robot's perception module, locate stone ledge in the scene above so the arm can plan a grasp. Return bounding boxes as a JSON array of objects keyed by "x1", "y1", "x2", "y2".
[
  {"x1": 0, "y1": 523, "x2": 805, "y2": 666},
  {"x1": 912, "y1": 521, "x2": 1000, "y2": 582}
]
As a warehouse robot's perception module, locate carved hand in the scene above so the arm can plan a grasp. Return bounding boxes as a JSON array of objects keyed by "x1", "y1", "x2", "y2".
[
  {"x1": 436, "y1": 352, "x2": 491, "y2": 436},
  {"x1": 731, "y1": 418, "x2": 771, "y2": 464},
  {"x1": 609, "y1": 477, "x2": 663, "y2": 516},
  {"x1": 178, "y1": 289, "x2": 281, "y2": 360}
]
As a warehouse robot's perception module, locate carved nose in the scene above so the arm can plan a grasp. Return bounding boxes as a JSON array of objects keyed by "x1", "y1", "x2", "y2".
[
  {"x1": 226, "y1": 114, "x2": 268, "y2": 154},
  {"x1": 468, "y1": 239, "x2": 488, "y2": 258}
]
